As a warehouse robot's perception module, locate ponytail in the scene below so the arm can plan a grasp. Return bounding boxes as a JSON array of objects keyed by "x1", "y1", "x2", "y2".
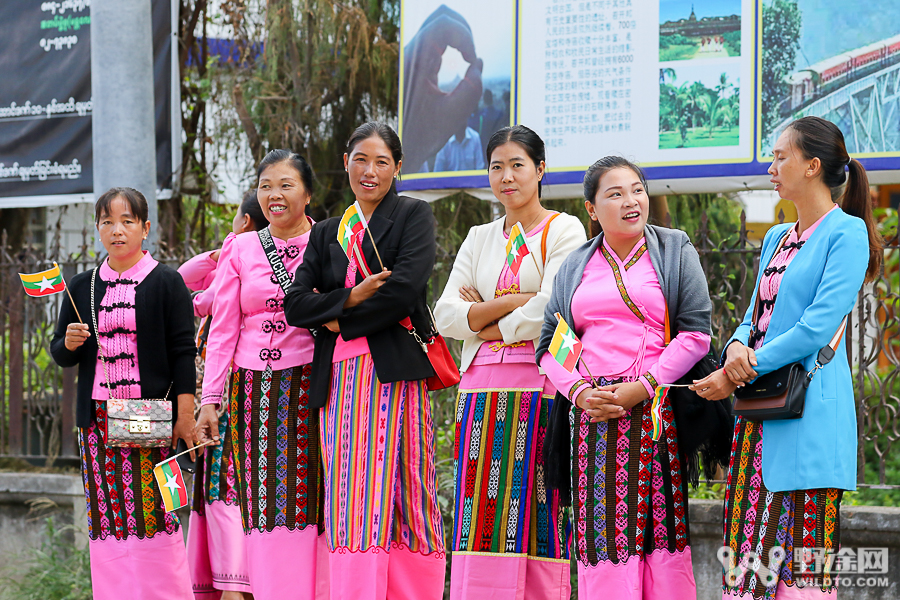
[
  {"x1": 841, "y1": 158, "x2": 882, "y2": 281},
  {"x1": 589, "y1": 218, "x2": 602, "y2": 239},
  {"x1": 788, "y1": 116, "x2": 883, "y2": 282}
]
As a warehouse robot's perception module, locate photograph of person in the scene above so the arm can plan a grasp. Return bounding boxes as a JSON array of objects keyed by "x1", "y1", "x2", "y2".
[{"x1": 401, "y1": 1, "x2": 513, "y2": 174}]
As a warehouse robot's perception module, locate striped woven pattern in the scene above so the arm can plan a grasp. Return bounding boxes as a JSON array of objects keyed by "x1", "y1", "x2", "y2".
[
  {"x1": 452, "y1": 388, "x2": 571, "y2": 560},
  {"x1": 80, "y1": 402, "x2": 180, "y2": 541},
  {"x1": 569, "y1": 376, "x2": 689, "y2": 566},
  {"x1": 322, "y1": 354, "x2": 444, "y2": 555},
  {"x1": 191, "y1": 404, "x2": 239, "y2": 514},
  {"x1": 228, "y1": 364, "x2": 321, "y2": 534},
  {"x1": 723, "y1": 418, "x2": 842, "y2": 599}
]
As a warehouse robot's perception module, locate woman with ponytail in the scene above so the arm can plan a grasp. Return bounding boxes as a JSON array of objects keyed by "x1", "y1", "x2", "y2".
[{"x1": 694, "y1": 115, "x2": 882, "y2": 599}]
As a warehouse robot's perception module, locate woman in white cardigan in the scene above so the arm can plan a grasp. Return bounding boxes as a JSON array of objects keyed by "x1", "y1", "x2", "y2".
[{"x1": 435, "y1": 125, "x2": 586, "y2": 600}]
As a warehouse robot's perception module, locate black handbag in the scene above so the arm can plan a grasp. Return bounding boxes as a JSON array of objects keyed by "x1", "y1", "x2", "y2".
[{"x1": 732, "y1": 233, "x2": 847, "y2": 421}]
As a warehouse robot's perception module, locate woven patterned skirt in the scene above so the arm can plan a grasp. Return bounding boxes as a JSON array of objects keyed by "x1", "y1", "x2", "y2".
[
  {"x1": 569, "y1": 376, "x2": 695, "y2": 599},
  {"x1": 187, "y1": 402, "x2": 250, "y2": 596},
  {"x1": 723, "y1": 418, "x2": 842, "y2": 600},
  {"x1": 453, "y1": 386, "x2": 570, "y2": 560},
  {"x1": 80, "y1": 402, "x2": 193, "y2": 599},
  {"x1": 322, "y1": 353, "x2": 446, "y2": 600},
  {"x1": 451, "y1": 379, "x2": 572, "y2": 600},
  {"x1": 228, "y1": 363, "x2": 320, "y2": 533}
]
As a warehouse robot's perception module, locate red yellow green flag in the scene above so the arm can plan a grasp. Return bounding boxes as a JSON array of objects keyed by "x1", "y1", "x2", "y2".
[
  {"x1": 505, "y1": 221, "x2": 531, "y2": 276},
  {"x1": 19, "y1": 264, "x2": 65, "y2": 297},
  {"x1": 154, "y1": 457, "x2": 188, "y2": 512},
  {"x1": 337, "y1": 201, "x2": 368, "y2": 257},
  {"x1": 548, "y1": 312, "x2": 583, "y2": 373},
  {"x1": 650, "y1": 385, "x2": 668, "y2": 441}
]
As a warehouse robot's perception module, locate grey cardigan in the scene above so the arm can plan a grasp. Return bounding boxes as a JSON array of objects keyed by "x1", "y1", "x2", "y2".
[{"x1": 536, "y1": 225, "x2": 711, "y2": 365}]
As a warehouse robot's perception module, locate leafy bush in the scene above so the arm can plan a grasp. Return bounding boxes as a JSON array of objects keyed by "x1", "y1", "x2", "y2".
[{"x1": 0, "y1": 516, "x2": 92, "y2": 600}]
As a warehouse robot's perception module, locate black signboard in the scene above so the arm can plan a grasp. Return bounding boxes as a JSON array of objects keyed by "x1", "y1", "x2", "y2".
[{"x1": 0, "y1": 1, "x2": 175, "y2": 205}]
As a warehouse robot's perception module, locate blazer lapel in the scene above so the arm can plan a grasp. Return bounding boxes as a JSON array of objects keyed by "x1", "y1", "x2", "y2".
[
  {"x1": 361, "y1": 191, "x2": 399, "y2": 272},
  {"x1": 329, "y1": 243, "x2": 350, "y2": 284}
]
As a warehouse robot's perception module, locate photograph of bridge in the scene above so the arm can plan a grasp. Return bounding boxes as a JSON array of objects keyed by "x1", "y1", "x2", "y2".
[
  {"x1": 761, "y1": 0, "x2": 900, "y2": 156},
  {"x1": 659, "y1": 0, "x2": 741, "y2": 62}
]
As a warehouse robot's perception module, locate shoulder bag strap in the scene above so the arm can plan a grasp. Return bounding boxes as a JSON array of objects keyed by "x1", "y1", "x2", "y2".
[
  {"x1": 258, "y1": 228, "x2": 293, "y2": 295},
  {"x1": 540, "y1": 212, "x2": 562, "y2": 268}
]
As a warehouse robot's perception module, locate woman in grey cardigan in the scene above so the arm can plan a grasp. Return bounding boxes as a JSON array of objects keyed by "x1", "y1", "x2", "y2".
[{"x1": 535, "y1": 156, "x2": 713, "y2": 599}]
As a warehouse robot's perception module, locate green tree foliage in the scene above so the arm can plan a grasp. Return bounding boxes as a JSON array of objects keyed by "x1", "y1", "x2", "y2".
[
  {"x1": 761, "y1": 0, "x2": 801, "y2": 146},
  {"x1": 659, "y1": 72, "x2": 739, "y2": 147}
]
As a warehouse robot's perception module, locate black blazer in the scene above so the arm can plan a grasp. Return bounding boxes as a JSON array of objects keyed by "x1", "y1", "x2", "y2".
[
  {"x1": 50, "y1": 263, "x2": 197, "y2": 429},
  {"x1": 284, "y1": 191, "x2": 436, "y2": 408}
]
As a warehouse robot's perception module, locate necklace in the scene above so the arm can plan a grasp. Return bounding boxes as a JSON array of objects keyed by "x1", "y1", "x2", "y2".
[{"x1": 506, "y1": 208, "x2": 547, "y2": 235}]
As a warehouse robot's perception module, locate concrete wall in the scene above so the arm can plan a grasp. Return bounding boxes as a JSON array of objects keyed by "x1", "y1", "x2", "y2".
[{"x1": 2, "y1": 473, "x2": 898, "y2": 598}]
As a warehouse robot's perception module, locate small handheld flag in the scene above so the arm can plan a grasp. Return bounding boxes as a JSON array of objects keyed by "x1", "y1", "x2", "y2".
[
  {"x1": 19, "y1": 264, "x2": 65, "y2": 297},
  {"x1": 154, "y1": 456, "x2": 189, "y2": 512},
  {"x1": 650, "y1": 386, "x2": 668, "y2": 441},
  {"x1": 337, "y1": 201, "x2": 368, "y2": 257},
  {"x1": 548, "y1": 312, "x2": 583, "y2": 373},
  {"x1": 505, "y1": 222, "x2": 532, "y2": 276}
]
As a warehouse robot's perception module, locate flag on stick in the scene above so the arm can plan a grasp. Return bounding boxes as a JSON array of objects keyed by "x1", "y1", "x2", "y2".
[
  {"x1": 154, "y1": 457, "x2": 189, "y2": 512},
  {"x1": 505, "y1": 222, "x2": 532, "y2": 276},
  {"x1": 548, "y1": 312, "x2": 583, "y2": 373},
  {"x1": 337, "y1": 201, "x2": 368, "y2": 257},
  {"x1": 650, "y1": 385, "x2": 668, "y2": 441},
  {"x1": 19, "y1": 264, "x2": 65, "y2": 297}
]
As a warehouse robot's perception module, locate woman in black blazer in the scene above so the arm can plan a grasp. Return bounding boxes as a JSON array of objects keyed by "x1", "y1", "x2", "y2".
[{"x1": 284, "y1": 122, "x2": 445, "y2": 600}]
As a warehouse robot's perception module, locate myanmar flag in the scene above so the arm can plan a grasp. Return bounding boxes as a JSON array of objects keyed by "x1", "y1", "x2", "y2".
[
  {"x1": 337, "y1": 201, "x2": 368, "y2": 257},
  {"x1": 154, "y1": 457, "x2": 188, "y2": 512},
  {"x1": 548, "y1": 312, "x2": 583, "y2": 373},
  {"x1": 505, "y1": 221, "x2": 531, "y2": 276},
  {"x1": 650, "y1": 385, "x2": 669, "y2": 441},
  {"x1": 19, "y1": 264, "x2": 65, "y2": 297}
]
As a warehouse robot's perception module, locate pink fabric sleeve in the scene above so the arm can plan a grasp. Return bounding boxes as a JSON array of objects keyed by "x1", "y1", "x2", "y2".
[
  {"x1": 540, "y1": 352, "x2": 591, "y2": 403},
  {"x1": 178, "y1": 251, "x2": 219, "y2": 292},
  {"x1": 639, "y1": 330, "x2": 710, "y2": 393},
  {"x1": 200, "y1": 235, "x2": 242, "y2": 407}
]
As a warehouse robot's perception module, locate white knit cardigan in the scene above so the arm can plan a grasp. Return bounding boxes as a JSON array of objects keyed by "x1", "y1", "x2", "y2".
[{"x1": 434, "y1": 212, "x2": 587, "y2": 373}]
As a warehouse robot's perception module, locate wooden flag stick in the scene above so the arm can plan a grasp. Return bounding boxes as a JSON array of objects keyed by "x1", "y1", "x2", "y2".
[
  {"x1": 365, "y1": 226, "x2": 386, "y2": 272},
  {"x1": 55, "y1": 262, "x2": 84, "y2": 324},
  {"x1": 157, "y1": 439, "x2": 216, "y2": 466},
  {"x1": 579, "y1": 356, "x2": 598, "y2": 389}
]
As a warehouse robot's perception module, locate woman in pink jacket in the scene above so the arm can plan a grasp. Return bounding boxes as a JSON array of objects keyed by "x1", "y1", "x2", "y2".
[
  {"x1": 196, "y1": 150, "x2": 323, "y2": 600},
  {"x1": 179, "y1": 189, "x2": 267, "y2": 600}
]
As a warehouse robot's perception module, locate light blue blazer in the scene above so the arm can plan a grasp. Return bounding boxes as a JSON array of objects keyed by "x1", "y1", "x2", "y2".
[{"x1": 726, "y1": 208, "x2": 868, "y2": 492}]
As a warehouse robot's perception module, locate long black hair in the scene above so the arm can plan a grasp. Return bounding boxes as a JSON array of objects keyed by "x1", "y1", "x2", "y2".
[
  {"x1": 582, "y1": 156, "x2": 648, "y2": 238},
  {"x1": 787, "y1": 116, "x2": 882, "y2": 281},
  {"x1": 485, "y1": 125, "x2": 546, "y2": 197},
  {"x1": 95, "y1": 187, "x2": 149, "y2": 224}
]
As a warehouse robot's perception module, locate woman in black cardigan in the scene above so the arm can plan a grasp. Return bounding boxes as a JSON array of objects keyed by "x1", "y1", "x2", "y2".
[
  {"x1": 284, "y1": 122, "x2": 445, "y2": 600},
  {"x1": 50, "y1": 187, "x2": 197, "y2": 600}
]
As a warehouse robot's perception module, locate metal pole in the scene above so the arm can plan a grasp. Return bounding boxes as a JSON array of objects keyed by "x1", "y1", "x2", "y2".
[{"x1": 91, "y1": 0, "x2": 159, "y2": 252}]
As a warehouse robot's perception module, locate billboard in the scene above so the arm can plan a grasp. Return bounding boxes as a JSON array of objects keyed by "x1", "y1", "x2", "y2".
[
  {"x1": 398, "y1": 0, "x2": 900, "y2": 196},
  {"x1": 0, "y1": 0, "x2": 178, "y2": 208}
]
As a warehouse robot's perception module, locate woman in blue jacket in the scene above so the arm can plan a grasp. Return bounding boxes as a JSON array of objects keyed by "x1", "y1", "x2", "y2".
[{"x1": 694, "y1": 116, "x2": 882, "y2": 600}]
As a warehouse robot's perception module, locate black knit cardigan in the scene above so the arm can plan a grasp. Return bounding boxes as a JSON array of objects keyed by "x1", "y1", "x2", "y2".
[{"x1": 50, "y1": 263, "x2": 197, "y2": 429}]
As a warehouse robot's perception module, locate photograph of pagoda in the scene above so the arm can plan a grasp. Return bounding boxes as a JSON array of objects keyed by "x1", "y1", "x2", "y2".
[{"x1": 659, "y1": 0, "x2": 741, "y2": 61}]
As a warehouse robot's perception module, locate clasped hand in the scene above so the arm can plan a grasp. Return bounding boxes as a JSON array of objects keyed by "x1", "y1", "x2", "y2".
[
  {"x1": 690, "y1": 341, "x2": 758, "y2": 401},
  {"x1": 326, "y1": 269, "x2": 393, "y2": 332},
  {"x1": 575, "y1": 381, "x2": 649, "y2": 423}
]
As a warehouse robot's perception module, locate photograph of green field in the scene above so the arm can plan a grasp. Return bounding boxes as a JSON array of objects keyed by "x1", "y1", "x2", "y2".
[
  {"x1": 659, "y1": 0, "x2": 741, "y2": 61},
  {"x1": 659, "y1": 64, "x2": 740, "y2": 149}
]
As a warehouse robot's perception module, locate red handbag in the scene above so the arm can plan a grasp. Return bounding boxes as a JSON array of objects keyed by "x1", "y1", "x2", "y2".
[{"x1": 400, "y1": 310, "x2": 461, "y2": 391}]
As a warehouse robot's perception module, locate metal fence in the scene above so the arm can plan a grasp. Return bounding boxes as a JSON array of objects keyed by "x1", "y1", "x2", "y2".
[{"x1": 1, "y1": 210, "x2": 898, "y2": 488}]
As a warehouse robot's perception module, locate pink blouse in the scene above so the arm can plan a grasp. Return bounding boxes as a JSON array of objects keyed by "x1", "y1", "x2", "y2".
[
  {"x1": 201, "y1": 225, "x2": 315, "y2": 405},
  {"x1": 92, "y1": 252, "x2": 159, "y2": 399},
  {"x1": 753, "y1": 204, "x2": 838, "y2": 349},
  {"x1": 178, "y1": 233, "x2": 236, "y2": 318},
  {"x1": 461, "y1": 214, "x2": 557, "y2": 396},
  {"x1": 540, "y1": 237, "x2": 710, "y2": 402}
]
